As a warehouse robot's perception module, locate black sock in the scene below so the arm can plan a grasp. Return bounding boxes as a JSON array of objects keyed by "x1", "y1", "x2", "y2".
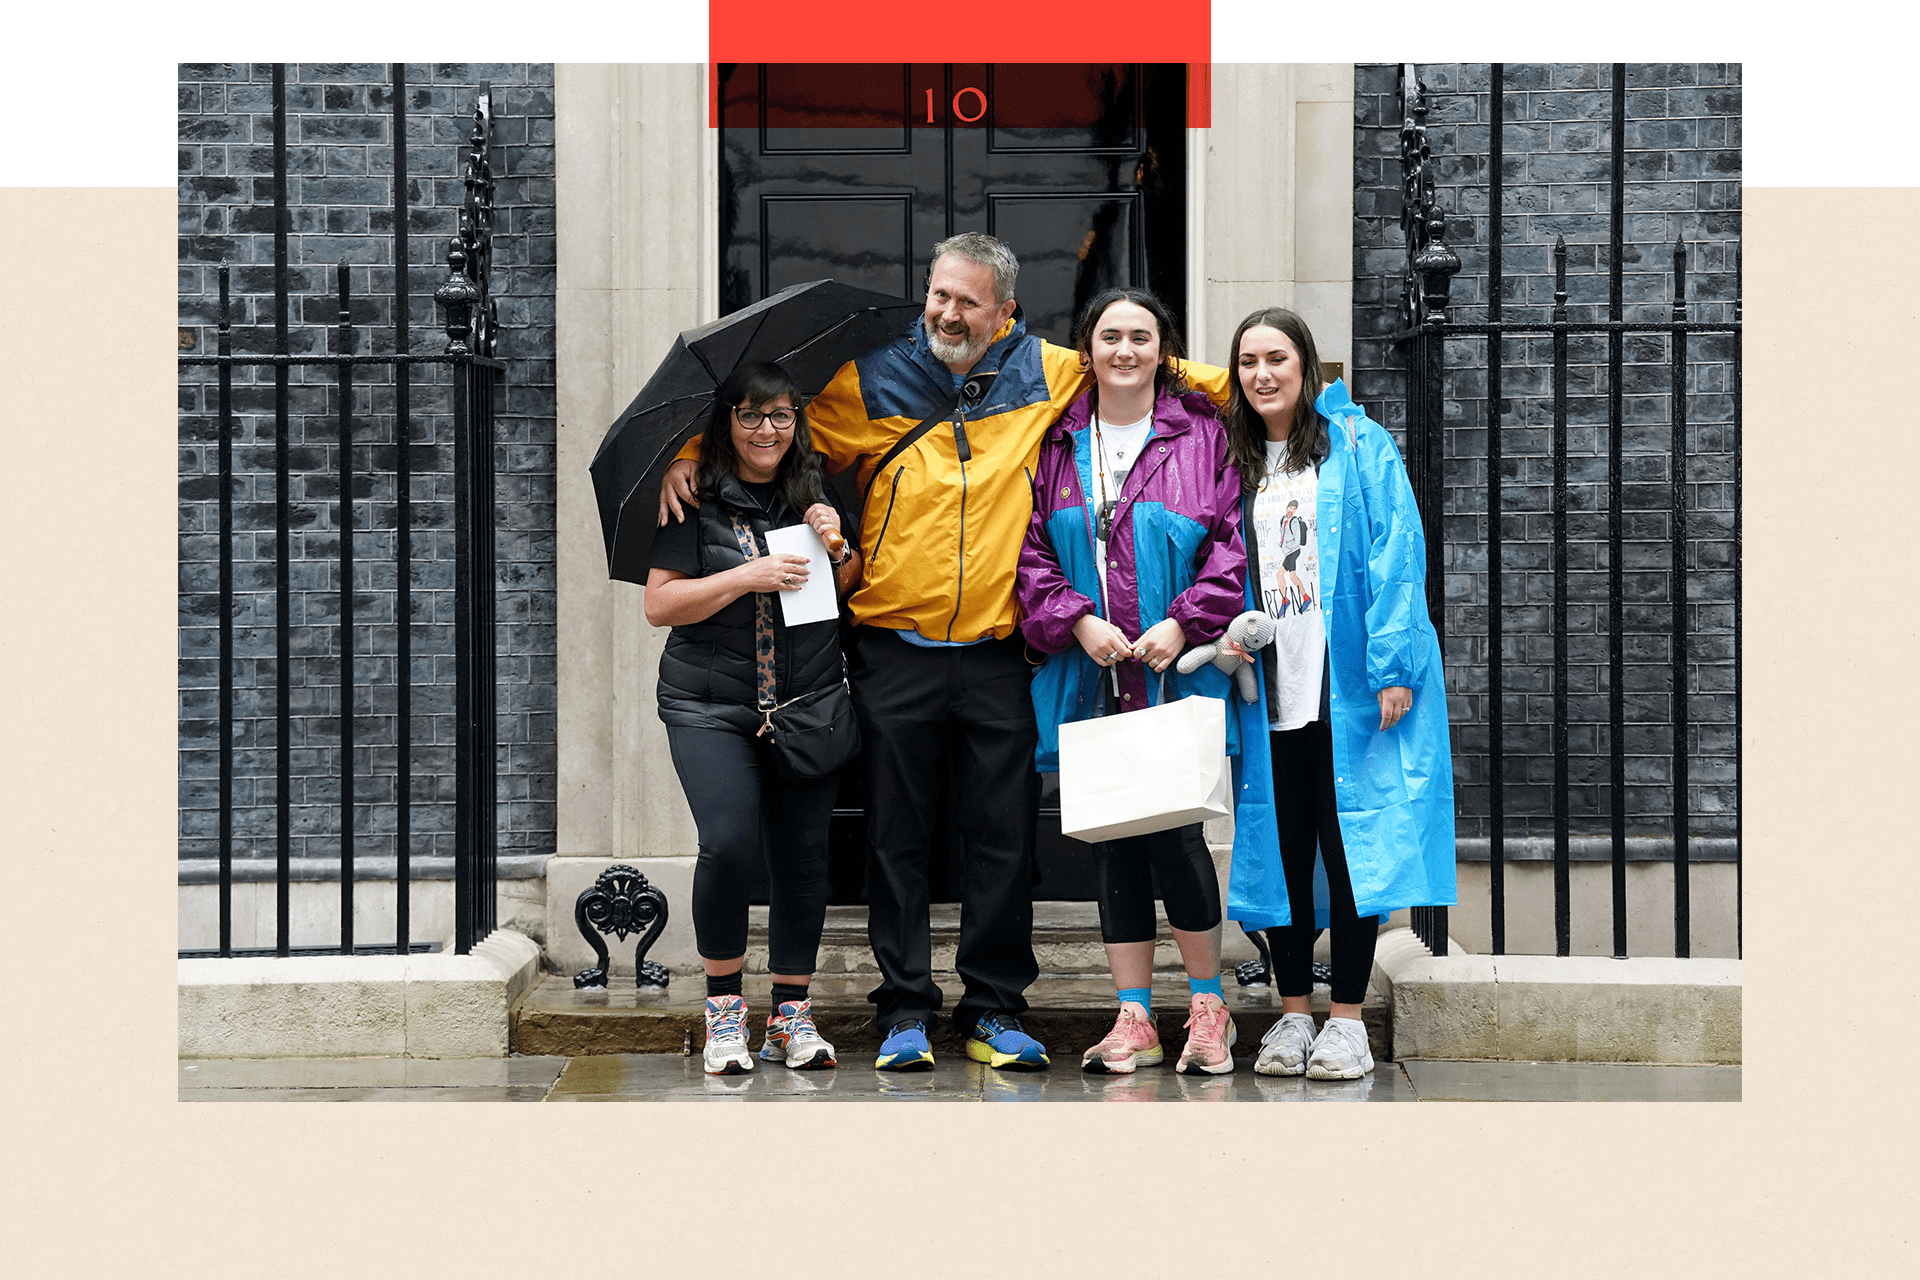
[
  {"x1": 770, "y1": 981, "x2": 808, "y2": 1010},
  {"x1": 706, "y1": 970, "x2": 743, "y2": 999}
]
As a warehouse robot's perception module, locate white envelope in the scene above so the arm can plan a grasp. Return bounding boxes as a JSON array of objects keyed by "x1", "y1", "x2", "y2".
[{"x1": 763, "y1": 523, "x2": 840, "y2": 627}]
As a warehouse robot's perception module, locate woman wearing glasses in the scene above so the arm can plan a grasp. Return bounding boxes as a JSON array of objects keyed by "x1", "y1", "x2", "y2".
[
  {"x1": 644, "y1": 363, "x2": 862, "y2": 1075},
  {"x1": 1015, "y1": 288, "x2": 1248, "y2": 1076}
]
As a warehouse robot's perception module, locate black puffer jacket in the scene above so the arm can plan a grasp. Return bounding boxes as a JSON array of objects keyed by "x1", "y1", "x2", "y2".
[{"x1": 655, "y1": 470, "x2": 847, "y2": 736}]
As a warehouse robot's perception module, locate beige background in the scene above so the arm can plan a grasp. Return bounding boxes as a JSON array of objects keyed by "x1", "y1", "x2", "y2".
[{"x1": 2, "y1": 184, "x2": 1913, "y2": 1273}]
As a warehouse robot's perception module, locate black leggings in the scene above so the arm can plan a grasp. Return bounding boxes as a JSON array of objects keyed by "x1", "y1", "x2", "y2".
[
  {"x1": 1269, "y1": 720, "x2": 1379, "y2": 1006},
  {"x1": 665, "y1": 724, "x2": 838, "y2": 976},
  {"x1": 1094, "y1": 822, "x2": 1222, "y2": 944}
]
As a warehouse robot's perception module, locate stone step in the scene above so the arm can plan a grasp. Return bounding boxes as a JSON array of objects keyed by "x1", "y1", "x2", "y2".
[
  {"x1": 741, "y1": 902, "x2": 1269, "y2": 978},
  {"x1": 510, "y1": 970, "x2": 1392, "y2": 1063}
]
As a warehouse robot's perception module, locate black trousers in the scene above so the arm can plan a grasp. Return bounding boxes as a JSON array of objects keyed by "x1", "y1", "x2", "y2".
[
  {"x1": 665, "y1": 724, "x2": 837, "y2": 976},
  {"x1": 848, "y1": 628, "x2": 1040, "y2": 1034},
  {"x1": 1093, "y1": 822, "x2": 1222, "y2": 944},
  {"x1": 1269, "y1": 719, "x2": 1379, "y2": 1006}
]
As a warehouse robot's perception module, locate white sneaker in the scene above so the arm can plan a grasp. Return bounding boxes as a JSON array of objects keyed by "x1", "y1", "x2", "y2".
[
  {"x1": 760, "y1": 998, "x2": 836, "y2": 1069},
  {"x1": 702, "y1": 995, "x2": 755, "y2": 1075},
  {"x1": 1254, "y1": 1011, "x2": 1319, "y2": 1076},
  {"x1": 1304, "y1": 1015, "x2": 1374, "y2": 1080}
]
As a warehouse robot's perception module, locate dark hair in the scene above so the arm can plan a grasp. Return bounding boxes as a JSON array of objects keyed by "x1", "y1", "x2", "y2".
[
  {"x1": 698, "y1": 362, "x2": 825, "y2": 514},
  {"x1": 1222, "y1": 307, "x2": 1327, "y2": 496},
  {"x1": 1071, "y1": 287, "x2": 1188, "y2": 419}
]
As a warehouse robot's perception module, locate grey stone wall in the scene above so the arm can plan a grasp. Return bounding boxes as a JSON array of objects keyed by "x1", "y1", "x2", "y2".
[
  {"x1": 177, "y1": 63, "x2": 556, "y2": 872},
  {"x1": 1352, "y1": 63, "x2": 1740, "y2": 850}
]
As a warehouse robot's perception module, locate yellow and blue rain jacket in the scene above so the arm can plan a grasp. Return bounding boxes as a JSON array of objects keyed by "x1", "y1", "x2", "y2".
[{"x1": 797, "y1": 312, "x2": 1229, "y2": 642}]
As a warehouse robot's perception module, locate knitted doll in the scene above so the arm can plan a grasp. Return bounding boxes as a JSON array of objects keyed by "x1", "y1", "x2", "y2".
[{"x1": 1176, "y1": 610, "x2": 1277, "y2": 703}]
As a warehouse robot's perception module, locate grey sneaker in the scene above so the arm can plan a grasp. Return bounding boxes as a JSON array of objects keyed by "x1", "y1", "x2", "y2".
[
  {"x1": 702, "y1": 995, "x2": 755, "y2": 1075},
  {"x1": 1254, "y1": 1011, "x2": 1319, "y2": 1076},
  {"x1": 1304, "y1": 1016, "x2": 1375, "y2": 1080},
  {"x1": 760, "y1": 998, "x2": 836, "y2": 1069}
]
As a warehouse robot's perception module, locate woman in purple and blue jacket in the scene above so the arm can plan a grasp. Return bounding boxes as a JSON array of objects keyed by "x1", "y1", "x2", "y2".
[{"x1": 1015, "y1": 288, "x2": 1248, "y2": 1077}]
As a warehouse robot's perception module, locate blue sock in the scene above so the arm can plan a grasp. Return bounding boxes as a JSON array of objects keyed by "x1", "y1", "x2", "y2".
[
  {"x1": 1189, "y1": 975, "x2": 1224, "y2": 1001},
  {"x1": 1117, "y1": 987, "x2": 1152, "y2": 1013}
]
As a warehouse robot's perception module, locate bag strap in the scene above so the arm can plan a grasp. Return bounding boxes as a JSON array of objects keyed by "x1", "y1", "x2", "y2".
[
  {"x1": 859, "y1": 343, "x2": 1013, "y2": 512},
  {"x1": 727, "y1": 512, "x2": 778, "y2": 716},
  {"x1": 756, "y1": 686, "x2": 810, "y2": 740},
  {"x1": 753, "y1": 673, "x2": 849, "y2": 741},
  {"x1": 1073, "y1": 427, "x2": 1123, "y2": 704},
  {"x1": 861, "y1": 389, "x2": 960, "y2": 511}
]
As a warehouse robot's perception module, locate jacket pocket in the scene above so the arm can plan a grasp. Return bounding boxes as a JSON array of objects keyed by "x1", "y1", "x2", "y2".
[{"x1": 869, "y1": 466, "x2": 904, "y2": 566}]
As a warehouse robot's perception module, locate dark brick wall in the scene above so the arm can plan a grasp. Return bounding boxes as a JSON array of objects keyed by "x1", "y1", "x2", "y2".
[
  {"x1": 177, "y1": 63, "x2": 556, "y2": 869},
  {"x1": 1353, "y1": 63, "x2": 1740, "y2": 846}
]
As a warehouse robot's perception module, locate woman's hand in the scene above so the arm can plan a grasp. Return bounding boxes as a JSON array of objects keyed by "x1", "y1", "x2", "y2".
[
  {"x1": 802, "y1": 502, "x2": 842, "y2": 549},
  {"x1": 1073, "y1": 613, "x2": 1135, "y2": 667},
  {"x1": 1134, "y1": 618, "x2": 1189, "y2": 674},
  {"x1": 1378, "y1": 686, "x2": 1412, "y2": 731},
  {"x1": 657, "y1": 458, "x2": 701, "y2": 524},
  {"x1": 738, "y1": 552, "x2": 811, "y2": 594},
  {"x1": 805, "y1": 503, "x2": 861, "y2": 597}
]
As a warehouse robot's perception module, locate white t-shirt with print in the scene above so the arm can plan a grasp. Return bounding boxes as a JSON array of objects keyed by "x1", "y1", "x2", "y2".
[
  {"x1": 1251, "y1": 439, "x2": 1325, "y2": 730},
  {"x1": 1090, "y1": 410, "x2": 1152, "y2": 592}
]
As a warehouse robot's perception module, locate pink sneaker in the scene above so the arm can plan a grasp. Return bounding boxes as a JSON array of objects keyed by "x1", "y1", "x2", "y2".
[
  {"x1": 1081, "y1": 1002, "x2": 1163, "y2": 1074},
  {"x1": 1175, "y1": 992, "x2": 1237, "y2": 1075}
]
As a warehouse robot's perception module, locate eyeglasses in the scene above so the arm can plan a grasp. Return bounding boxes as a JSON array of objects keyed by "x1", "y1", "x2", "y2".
[{"x1": 733, "y1": 406, "x2": 797, "y2": 432}]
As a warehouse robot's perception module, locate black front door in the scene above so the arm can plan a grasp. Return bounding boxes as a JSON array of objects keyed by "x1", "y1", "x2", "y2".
[
  {"x1": 719, "y1": 62, "x2": 1191, "y2": 902},
  {"x1": 720, "y1": 63, "x2": 1189, "y2": 343}
]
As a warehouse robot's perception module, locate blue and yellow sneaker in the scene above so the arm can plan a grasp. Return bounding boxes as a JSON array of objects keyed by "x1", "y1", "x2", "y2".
[
  {"x1": 966, "y1": 1012, "x2": 1049, "y2": 1071},
  {"x1": 875, "y1": 1019, "x2": 935, "y2": 1071}
]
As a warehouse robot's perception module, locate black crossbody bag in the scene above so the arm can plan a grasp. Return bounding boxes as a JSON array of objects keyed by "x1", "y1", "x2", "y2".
[{"x1": 725, "y1": 511, "x2": 862, "y2": 780}]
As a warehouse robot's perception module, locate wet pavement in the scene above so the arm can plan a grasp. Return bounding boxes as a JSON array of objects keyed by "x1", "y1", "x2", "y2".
[{"x1": 179, "y1": 1052, "x2": 1739, "y2": 1102}]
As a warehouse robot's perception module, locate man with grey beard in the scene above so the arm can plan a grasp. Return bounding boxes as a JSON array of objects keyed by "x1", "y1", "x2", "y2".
[{"x1": 661, "y1": 233, "x2": 1229, "y2": 1072}]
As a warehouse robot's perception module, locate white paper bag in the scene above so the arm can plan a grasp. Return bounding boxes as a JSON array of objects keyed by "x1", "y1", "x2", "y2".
[{"x1": 1056, "y1": 694, "x2": 1230, "y2": 843}]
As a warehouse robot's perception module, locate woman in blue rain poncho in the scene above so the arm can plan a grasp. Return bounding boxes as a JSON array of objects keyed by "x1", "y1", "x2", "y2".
[{"x1": 1216, "y1": 308, "x2": 1456, "y2": 1081}]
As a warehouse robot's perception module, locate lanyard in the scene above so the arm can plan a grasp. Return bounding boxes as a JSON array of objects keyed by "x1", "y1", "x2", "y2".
[{"x1": 1088, "y1": 412, "x2": 1150, "y2": 703}]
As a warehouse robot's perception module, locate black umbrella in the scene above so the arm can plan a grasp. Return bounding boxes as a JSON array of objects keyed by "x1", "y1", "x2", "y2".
[{"x1": 590, "y1": 278, "x2": 923, "y2": 584}]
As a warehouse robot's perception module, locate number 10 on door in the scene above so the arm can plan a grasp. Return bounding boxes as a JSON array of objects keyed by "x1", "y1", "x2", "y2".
[{"x1": 927, "y1": 87, "x2": 987, "y2": 124}]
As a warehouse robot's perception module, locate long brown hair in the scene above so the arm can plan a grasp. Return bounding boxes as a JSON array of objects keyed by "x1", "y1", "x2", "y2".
[
  {"x1": 698, "y1": 362, "x2": 825, "y2": 513},
  {"x1": 1222, "y1": 307, "x2": 1326, "y2": 497},
  {"x1": 1071, "y1": 287, "x2": 1189, "y2": 421}
]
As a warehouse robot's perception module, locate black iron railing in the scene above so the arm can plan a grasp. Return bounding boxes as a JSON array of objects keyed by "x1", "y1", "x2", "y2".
[
  {"x1": 1394, "y1": 64, "x2": 1741, "y2": 960},
  {"x1": 178, "y1": 64, "x2": 504, "y2": 957}
]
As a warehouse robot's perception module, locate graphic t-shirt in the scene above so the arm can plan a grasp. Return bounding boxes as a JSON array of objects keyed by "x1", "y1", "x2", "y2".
[{"x1": 1251, "y1": 439, "x2": 1324, "y2": 730}]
